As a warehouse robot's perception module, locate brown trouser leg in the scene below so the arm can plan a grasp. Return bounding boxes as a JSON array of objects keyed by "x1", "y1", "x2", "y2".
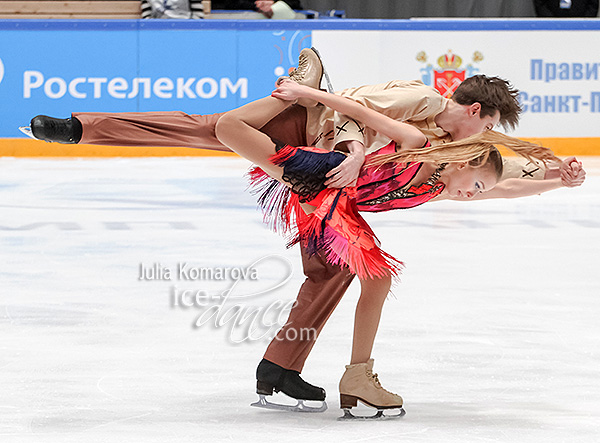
[
  {"x1": 73, "y1": 107, "x2": 352, "y2": 373},
  {"x1": 74, "y1": 106, "x2": 309, "y2": 152},
  {"x1": 74, "y1": 111, "x2": 229, "y2": 151},
  {"x1": 263, "y1": 247, "x2": 355, "y2": 372}
]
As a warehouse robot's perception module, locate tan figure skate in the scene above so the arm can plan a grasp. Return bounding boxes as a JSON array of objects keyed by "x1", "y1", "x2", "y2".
[
  {"x1": 284, "y1": 47, "x2": 324, "y2": 107},
  {"x1": 338, "y1": 358, "x2": 406, "y2": 420}
]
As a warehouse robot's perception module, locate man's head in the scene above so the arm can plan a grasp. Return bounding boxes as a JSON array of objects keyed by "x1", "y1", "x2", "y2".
[{"x1": 452, "y1": 75, "x2": 522, "y2": 132}]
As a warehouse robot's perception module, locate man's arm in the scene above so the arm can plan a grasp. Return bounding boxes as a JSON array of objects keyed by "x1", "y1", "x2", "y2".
[
  {"x1": 328, "y1": 82, "x2": 439, "y2": 187},
  {"x1": 274, "y1": 80, "x2": 436, "y2": 187},
  {"x1": 276, "y1": 82, "x2": 427, "y2": 146},
  {"x1": 284, "y1": 80, "x2": 442, "y2": 187},
  {"x1": 331, "y1": 80, "x2": 440, "y2": 148}
]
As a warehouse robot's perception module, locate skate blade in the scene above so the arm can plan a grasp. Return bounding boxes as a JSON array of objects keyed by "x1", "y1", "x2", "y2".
[
  {"x1": 310, "y1": 47, "x2": 334, "y2": 93},
  {"x1": 338, "y1": 406, "x2": 406, "y2": 421},
  {"x1": 251, "y1": 394, "x2": 327, "y2": 413},
  {"x1": 19, "y1": 126, "x2": 37, "y2": 140}
]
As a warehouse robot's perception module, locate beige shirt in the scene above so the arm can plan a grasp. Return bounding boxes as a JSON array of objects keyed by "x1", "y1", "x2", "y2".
[
  {"x1": 305, "y1": 80, "x2": 452, "y2": 155},
  {"x1": 304, "y1": 79, "x2": 545, "y2": 181}
]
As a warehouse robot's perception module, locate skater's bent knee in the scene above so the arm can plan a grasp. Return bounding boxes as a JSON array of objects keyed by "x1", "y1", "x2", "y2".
[
  {"x1": 362, "y1": 273, "x2": 392, "y2": 288},
  {"x1": 359, "y1": 274, "x2": 392, "y2": 301},
  {"x1": 214, "y1": 114, "x2": 238, "y2": 146}
]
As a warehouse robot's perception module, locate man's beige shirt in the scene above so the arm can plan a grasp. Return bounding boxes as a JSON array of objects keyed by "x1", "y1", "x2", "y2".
[
  {"x1": 304, "y1": 79, "x2": 544, "y2": 181},
  {"x1": 305, "y1": 80, "x2": 451, "y2": 155}
]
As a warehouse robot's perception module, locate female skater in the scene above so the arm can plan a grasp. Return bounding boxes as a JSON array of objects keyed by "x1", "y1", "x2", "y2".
[{"x1": 214, "y1": 78, "x2": 560, "y2": 417}]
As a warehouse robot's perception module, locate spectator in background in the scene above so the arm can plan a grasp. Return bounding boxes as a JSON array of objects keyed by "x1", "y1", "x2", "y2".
[
  {"x1": 212, "y1": 0, "x2": 304, "y2": 18},
  {"x1": 534, "y1": 0, "x2": 599, "y2": 16},
  {"x1": 141, "y1": 0, "x2": 204, "y2": 18}
]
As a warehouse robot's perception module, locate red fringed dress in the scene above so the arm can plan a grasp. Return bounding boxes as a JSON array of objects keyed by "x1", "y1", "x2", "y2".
[{"x1": 247, "y1": 141, "x2": 445, "y2": 281}]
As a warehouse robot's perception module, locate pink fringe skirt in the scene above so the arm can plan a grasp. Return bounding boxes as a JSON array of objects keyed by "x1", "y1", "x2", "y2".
[{"x1": 247, "y1": 144, "x2": 404, "y2": 281}]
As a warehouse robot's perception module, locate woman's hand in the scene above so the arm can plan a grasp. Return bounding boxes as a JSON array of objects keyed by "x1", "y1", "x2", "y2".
[{"x1": 271, "y1": 78, "x2": 309, "y2": 102}]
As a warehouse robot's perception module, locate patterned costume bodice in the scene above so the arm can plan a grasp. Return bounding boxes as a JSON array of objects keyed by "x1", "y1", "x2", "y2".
[{"x1": 355, "y1": 141, "x2": 445, "y2": 212}]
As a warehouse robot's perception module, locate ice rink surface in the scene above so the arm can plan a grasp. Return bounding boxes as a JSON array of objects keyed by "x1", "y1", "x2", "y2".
[{"x1": 1, "y1": 156, "x2": 599, "y2": 443}]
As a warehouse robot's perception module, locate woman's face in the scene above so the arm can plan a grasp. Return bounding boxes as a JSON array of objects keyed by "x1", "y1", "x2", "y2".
[{"x1": 442, "y1": 162, "x2": 498, "y2": 199}]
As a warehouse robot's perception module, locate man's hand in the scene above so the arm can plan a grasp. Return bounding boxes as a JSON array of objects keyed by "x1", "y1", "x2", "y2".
[
  {"x1": 324, "y1": 140, "x2": 366, "y2": 188},
  {"x1": 560, "y1": 156, "x2": 586, "y2": 187}
]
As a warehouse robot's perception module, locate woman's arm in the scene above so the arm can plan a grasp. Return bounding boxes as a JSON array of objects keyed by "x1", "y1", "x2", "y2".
[
  {"x1": 272, "y1": 80, "x2": 427, "y2": 150},
  {"x1": 433, "y1": 157, "x2": 585, "y2": 201},
  {"x1": 453, "y1": 177, "x2": 564, "y2": 201},
  {"x1": 432, "y1": 177, "x2": 564, "y2": 202}
]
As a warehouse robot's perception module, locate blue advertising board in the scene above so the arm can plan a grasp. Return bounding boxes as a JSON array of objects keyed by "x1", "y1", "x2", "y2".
[
  {"x1": 3, "y1": 18, "x2": 600, "y2": 147},
  {"x1": 0, "y1": 21, "x2": 311, "y2": 138}
]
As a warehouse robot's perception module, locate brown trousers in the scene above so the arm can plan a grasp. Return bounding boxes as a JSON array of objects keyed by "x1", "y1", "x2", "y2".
[{"x1": 74, "y1": 108, "x2": 356, "y2": 372}]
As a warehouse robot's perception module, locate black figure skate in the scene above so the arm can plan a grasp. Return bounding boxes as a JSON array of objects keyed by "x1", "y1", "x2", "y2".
[
  {"x1": 251, "y1": 359, "x2": 327, "y2": 413},
  {"x1": 20, "y1": 115, "x2": 82, "y2": 144}
]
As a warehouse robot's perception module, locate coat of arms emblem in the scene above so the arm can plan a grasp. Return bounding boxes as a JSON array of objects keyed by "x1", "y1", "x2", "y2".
[{"x1": 417, "y1": 50, "x2": 483, "y2": 98}]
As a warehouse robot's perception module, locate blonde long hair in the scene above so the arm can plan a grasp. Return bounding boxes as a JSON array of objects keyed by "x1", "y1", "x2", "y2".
[{"x1": 365, "y1": 130, "x2": 561, "y2": 169}]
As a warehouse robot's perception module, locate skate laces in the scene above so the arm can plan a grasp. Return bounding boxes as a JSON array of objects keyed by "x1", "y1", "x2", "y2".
[
  {"x1": 366, "y1": 369, "x2": 381, "y2": 388},
  {"x1": 290, "y1": 54, "x2": 309, "y2": 81},
  {"x1": 366, "y1": 369, "x2": 397, "y2": 396}
]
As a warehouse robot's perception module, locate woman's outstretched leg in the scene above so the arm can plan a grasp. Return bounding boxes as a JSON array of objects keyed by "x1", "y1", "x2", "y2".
[{"x1": 215, "y1": 96, "x2": 292, "y2": 178}]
